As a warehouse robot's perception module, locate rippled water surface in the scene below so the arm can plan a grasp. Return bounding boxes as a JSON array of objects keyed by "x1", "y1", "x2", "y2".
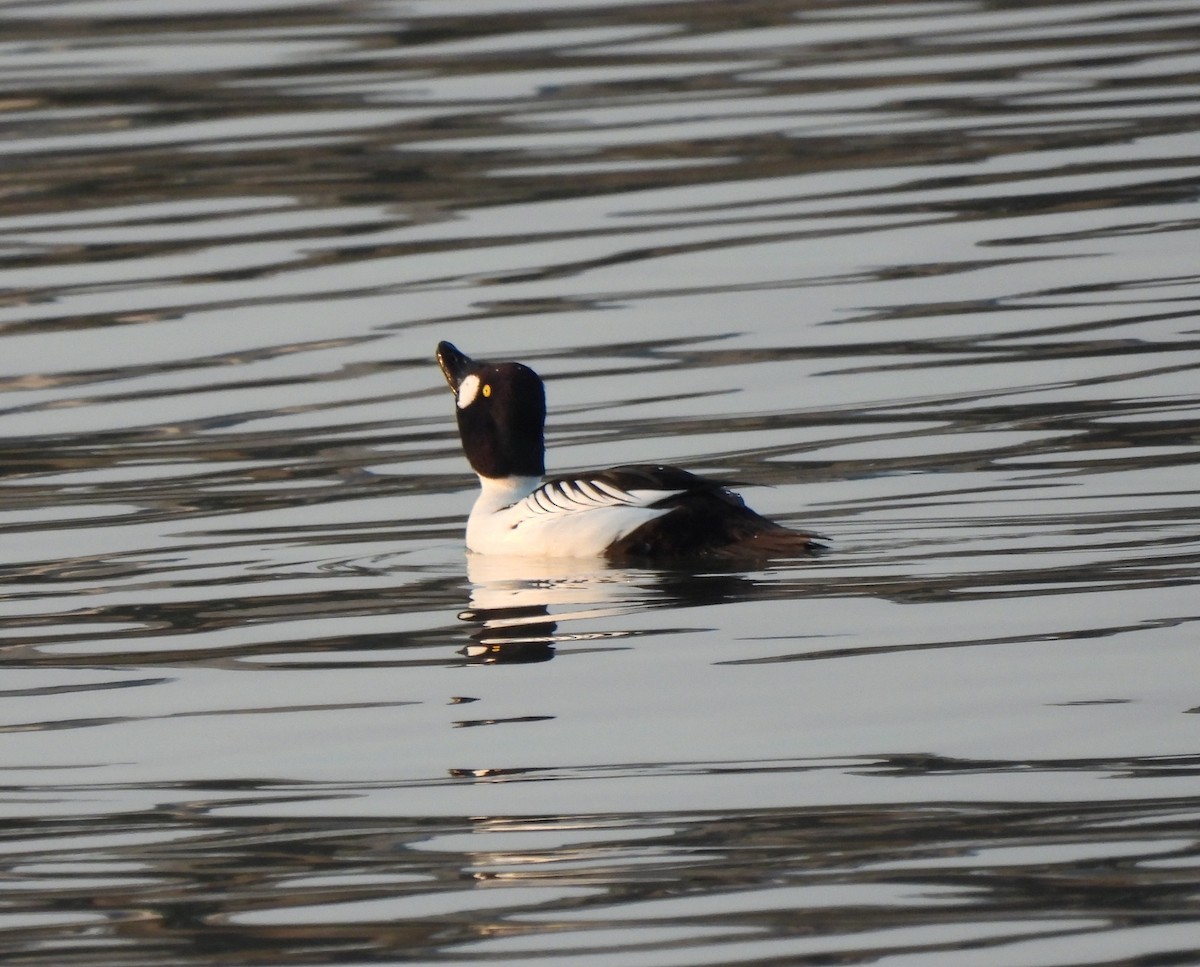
[{"x1": 3, "y1": 0, "x2": 1200, "y2": 963}]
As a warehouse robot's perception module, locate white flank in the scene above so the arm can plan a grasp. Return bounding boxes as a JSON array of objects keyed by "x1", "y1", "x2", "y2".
[{"x1": 464, "y1": 474, "x2": 682, "y2": 557}]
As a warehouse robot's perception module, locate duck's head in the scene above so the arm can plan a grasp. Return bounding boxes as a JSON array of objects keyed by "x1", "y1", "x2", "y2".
[{"x1": 436, "y1": 341, "x2": 546, "y2": 479}]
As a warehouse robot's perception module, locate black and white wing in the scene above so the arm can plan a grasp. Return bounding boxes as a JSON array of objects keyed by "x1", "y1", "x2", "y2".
[
  {"x1": 584, "y1": 465, "x2": 822, "y2": 561},
  {"x1": 515, "y1": 465, "x2": 699, "y2": 518},
  {"x1": 508, "y1": 463, "x2": 822, "y2": 560}
]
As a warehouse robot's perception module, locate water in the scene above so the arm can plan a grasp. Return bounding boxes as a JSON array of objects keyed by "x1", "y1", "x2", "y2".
[{"x1": 2, "y1": 0, "x2": 1200, "y2": 963}]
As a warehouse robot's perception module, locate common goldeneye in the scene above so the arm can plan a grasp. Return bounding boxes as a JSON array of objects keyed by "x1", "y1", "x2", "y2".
[{"x1": 436, "y1": 341, "x2": 821, "y2": 560}]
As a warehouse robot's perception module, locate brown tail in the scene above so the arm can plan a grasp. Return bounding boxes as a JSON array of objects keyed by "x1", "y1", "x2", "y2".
[
  {"x1": 607, "y1": 488, "x2": 827, "y2": 562},
  {"x1": 726, "y1": 524, "x2": 826, "y2": 560}
]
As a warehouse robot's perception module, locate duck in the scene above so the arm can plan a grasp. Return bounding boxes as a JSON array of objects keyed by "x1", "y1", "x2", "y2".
[{"x1": 436, "y1": 341, "x2": 822, "y2": 561}]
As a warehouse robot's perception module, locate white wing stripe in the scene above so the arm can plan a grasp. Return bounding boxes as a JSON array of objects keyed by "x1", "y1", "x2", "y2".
[
  {"x1": 592, "y1": 479, "x2": 637, "y2": 503},
  {"x1": 576, "y1": 480, "x2": 609, "y2": 504},
  {"x1": 563, "y1": 481, "x2": 607, "y2": 507},
  {"x1": 523, "y1": 484, "x2": 597, "y2": 516},
  {"x1": 628, "y1": 488, "x2": 684, "y2": 505},
  {"x1": 515, "y1": 478, "x2": 687, "y2": 519},
  {"x1": 546, "y1": 485, "x2": 577, "y2": 510}
]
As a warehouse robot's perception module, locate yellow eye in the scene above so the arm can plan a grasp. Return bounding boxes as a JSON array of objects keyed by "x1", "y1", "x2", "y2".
[{"x1": 482, "y1": 384, "x2": 492, "y2": 397}]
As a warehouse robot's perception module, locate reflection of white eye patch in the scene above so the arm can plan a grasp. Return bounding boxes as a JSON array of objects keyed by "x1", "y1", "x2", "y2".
[{"x1": 456, "y1": 373, "x2": 481, "y2": 409}]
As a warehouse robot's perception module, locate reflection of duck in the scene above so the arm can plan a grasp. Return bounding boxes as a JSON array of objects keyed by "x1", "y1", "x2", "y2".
[
  {"x1": 436, "y1": 342, "x2": 823, "y2": 561},
  {"x1": 456, "y1": 554, "x2": 764, "y2": 665},
  {"x1": 458, "y1": 555, "x2": 644, "y2": 664}
]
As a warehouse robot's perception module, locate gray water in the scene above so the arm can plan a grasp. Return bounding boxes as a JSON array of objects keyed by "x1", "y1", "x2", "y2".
[{"x1": 2, "y1": 0, "x2": 1200, "y2": 964}]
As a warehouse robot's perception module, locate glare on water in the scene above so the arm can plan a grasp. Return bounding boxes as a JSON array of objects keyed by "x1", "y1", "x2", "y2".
[{"x1": 1, "y1": 0, "x2": 1199, "y2": 964}]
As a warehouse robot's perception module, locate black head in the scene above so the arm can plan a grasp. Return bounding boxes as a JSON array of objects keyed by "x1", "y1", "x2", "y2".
[{"x1": 436, "y1": 341, "x2": 546, "y2": 479}]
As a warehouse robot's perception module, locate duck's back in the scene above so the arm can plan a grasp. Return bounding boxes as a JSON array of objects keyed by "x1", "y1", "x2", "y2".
[
  {"x1": 568, "y1": 465, "x2": 820, "y2": 562},
  {"x1": 608, "y1": 499, "x2": 819, "y2": 561}
]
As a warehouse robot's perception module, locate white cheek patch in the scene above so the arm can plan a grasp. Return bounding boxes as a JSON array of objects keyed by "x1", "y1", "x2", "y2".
[{"x1": 456, "y1": 373, "x2": 481, "y2": 409}]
